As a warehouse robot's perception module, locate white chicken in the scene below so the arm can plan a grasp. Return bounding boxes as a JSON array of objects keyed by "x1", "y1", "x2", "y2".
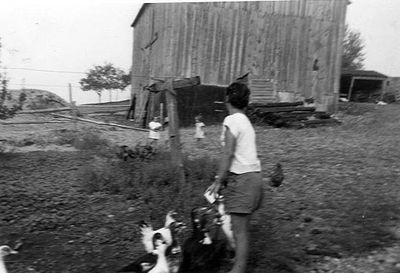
[
  {"x1": 149, "y1": 240, "x2": 169, "y2": 273},
  {"x1": 204, "y1": 191, "x2": 235, "y2": 249},
  {"x1": 0, "y1": 245, "x2": 18, "y2": 273},
  {"x1": 215, "y1": 195, "x2": 235, "y2": 249},
  {"x1": 140, "y1": 211, "x2": 179, "y2": 253}
]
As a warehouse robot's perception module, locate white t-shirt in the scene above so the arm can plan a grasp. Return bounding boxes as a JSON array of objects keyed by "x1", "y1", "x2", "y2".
[
  {"x1": 221, "y1": 113, "x2": 261, "y2": 174},
  {"x1": 195, "y1": 122, "x2": 205, "y2": 138},
  {"x1": 149, "y1": 121, "x2": 162, "y2": 139}
]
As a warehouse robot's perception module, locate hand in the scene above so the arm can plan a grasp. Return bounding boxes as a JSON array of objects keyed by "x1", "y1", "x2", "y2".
[{"x1": 207, "y1": 176, "x2": 222, "y2": 195}]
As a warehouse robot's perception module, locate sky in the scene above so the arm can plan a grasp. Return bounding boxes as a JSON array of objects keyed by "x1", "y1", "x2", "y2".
[{"x1": 0, "y1": 0, "x2": 399, "y2": 105}]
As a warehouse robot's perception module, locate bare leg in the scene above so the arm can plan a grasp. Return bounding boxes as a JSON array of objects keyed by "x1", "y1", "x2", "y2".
[{"x1": 228, "y1": 213, "x2": 250, "y2": 273}]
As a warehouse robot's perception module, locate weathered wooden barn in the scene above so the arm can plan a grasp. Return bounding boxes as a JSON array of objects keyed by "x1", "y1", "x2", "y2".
[{"x1": 130, "y1": 1, "x2": 348, "y2": 126}]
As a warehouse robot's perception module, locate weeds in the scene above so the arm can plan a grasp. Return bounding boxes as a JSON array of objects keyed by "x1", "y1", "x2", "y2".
[
  {"x1": 79, "y1": 151, "x2": 218, "y2": 222},
  {"x1": 53, "y1": 128, "x2": 110, "y2": 150}
]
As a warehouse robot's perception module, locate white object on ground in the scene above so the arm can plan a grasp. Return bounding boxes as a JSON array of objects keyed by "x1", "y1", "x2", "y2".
[
  {"x1": 149, "y1": 242, "x2": 169, "y2": 273},
  {"x1": 0, "y1": 246, "x2": 18, "y2": 273},
  {"x1": 141, "y1": 211, "x2": 177, "y2": 253}
]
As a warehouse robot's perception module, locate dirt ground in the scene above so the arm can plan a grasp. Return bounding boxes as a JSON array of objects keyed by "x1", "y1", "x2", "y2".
[{"x1": 1, "y1": 103, "x2": 400, "y2": 273}]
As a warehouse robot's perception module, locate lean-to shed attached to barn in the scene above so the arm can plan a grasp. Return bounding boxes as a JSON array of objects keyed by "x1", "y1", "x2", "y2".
[
  {"x1": 130, "y1": 0, "x2": 348, "y2": 125},
  {"x1": 340, "y1": 70, "x2": 389, "y2": 102}
]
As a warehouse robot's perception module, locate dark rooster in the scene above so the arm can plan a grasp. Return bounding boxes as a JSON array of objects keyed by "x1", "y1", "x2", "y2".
[
  {"x1": 269, "y1": 162, "x2": 284, "y2": 187},
  {"x1": 117, "y1": 145, "x2": 131, "y2": 161},
  {"x1": 178, "y1": 207, "x2": 230, "y2": 273},
  {"x1": 117, "y1": 233, "x2": 163, "y2": 272},
  {"x1": 235, "y1": 72, "x2": 250, "y2": 84}
]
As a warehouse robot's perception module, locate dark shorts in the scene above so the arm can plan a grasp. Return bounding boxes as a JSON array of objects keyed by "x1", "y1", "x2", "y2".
[{"x1": 222, "y1": 172, "x2": 264, "y2": 214}]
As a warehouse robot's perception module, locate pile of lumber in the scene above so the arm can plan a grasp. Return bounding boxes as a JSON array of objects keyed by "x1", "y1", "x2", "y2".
[{"x1": 247, "y1": 102, "x2": 341, "y2": 128}]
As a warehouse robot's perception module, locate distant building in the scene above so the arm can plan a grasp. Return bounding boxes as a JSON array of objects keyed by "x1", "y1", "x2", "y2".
[
  {"x1": 340, "y1": 70, "x2": 389, "y2": 102},
  {"x1": 130, "y1": 1, "x2": 348, "y2": 125}
]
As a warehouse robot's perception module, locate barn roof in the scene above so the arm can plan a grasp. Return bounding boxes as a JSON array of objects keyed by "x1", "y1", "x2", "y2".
[
  {"x1": 341, "y1": 69, "x2": 388, "y2": 79},
  {"x1": 131, "y1": 3, "x2": 149, "y2": 27}
]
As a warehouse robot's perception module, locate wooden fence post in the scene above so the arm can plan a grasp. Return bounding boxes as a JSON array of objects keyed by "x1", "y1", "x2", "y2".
[
  {"x1": 165, "y1": 80, "x2": 183, "y2": 174},
  {"x1": 147, "y1": 76, "x2": 201, "y2": 186},
  {"x1": 69, "y1": 83, "x2": 78, "y2": 130}
]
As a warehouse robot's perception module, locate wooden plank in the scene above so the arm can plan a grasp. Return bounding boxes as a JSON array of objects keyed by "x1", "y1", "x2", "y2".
[
  {"x1": 18, "y1": 107, "x2": 71, "y2": 114},
  {"x1": 256, "y1": 106, "x2": 315, "y2": 113},
  {"x1": 250, "y1": 101, "x2": 304, "y2": 108},
  {"x1": 213, "y1": 10, "x2": 223, "y2": 83},
  {"x1": 302, "y1": 118, "x2": 341, "y2": 126},
  {"x1": 77, "y1": 105, "x2": 131, "y2": 114},
  {"x1": 347, "y1": 77, "x2": 355, "y2": 101},
  {"x1": 148, "y1": 76, "x2": 200, "y2": 92},
  {"x1": 0, "y1": 120, "x2": 71, "y2": 125},
  {"x1": 51, "y1": 113, "x2": 149, "y2": 132},
  {"x1": 332, "y1": 1, "x2": 347, "y2": 112},
  {"x1": 191, "y1": 5, "x2": 200, "y2": 77}
]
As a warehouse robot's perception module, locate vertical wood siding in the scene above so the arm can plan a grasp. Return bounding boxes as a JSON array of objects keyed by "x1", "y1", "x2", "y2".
[{"x1": 131, "y1": 0, "x2": 347, "y2": 112}]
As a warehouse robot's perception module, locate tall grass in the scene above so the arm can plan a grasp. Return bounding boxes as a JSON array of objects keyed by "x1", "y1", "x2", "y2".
[
  {"x1": 79, "y1": 151, "x2": 218, "y2": 223},
  {"x1": 53, "y1": 128, "x2": 110, "y2": 150}
]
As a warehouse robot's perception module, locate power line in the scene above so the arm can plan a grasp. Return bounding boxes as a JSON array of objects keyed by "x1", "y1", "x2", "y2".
[
  {"x1": 4, "y1": 66, "x2": 181, "y2": 79},
  {"x1": 8, "y1": 83, "x2": 80, "y2": 88},
  {"x1": 6, "y1": 67, "x2": 86, "y2": 74}
]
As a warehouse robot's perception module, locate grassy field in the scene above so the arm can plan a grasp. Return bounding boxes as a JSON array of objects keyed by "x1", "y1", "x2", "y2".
[{"x1": 1, "y1": 102, "x2": 400, "y2": 273}]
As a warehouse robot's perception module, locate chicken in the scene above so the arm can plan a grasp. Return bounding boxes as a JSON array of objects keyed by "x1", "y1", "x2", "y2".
[
  {"x1": 140, "y1": 211, "x2": 183, "y2": 254},
  {"x1": 215, "y1": 195, "x2": 235, "y2": 249},
  {"x1": 117, "y1": 145, "x2": 135, "y2": 161},
  {"x1": 148, "y1": 240, "x2": 169, "y2": 273},
  {"x1": 269, "y1": 162, "x2": 284, "y2": 187},
  {"x1": 179, "y1": 207, "x2": 229, "y2": 273},
  {"x1": 120, "y1": 220, "x2": 185, "y2": 273},
  {"x1": 118, "y1": 233, "x2": 163, "y2": 273},
  {"x1": 235, "y1": 72, "x2": 250, "y2": 84},
  {"x1": 0, "y1": 245, "x2": 18, "y2": 273}
]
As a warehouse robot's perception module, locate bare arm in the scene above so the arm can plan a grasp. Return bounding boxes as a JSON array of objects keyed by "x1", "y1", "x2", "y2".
[{"x1": 208, "y1": 126, "x2": 236, "y2": 195}]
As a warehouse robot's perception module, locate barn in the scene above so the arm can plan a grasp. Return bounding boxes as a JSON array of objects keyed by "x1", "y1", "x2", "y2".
[{"x1": 130, "y1": 1, "x2": 348, "y2": 126}]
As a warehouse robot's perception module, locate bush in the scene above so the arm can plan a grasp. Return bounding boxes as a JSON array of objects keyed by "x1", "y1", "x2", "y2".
[
  {"x1": 53, "y1": 128, "x2": 110, "y2": 150},
  {"x1": 79, "y1": 152, "x2": 218, "y2": 222},
  {"x1": 382, "y1": 91, "x2": 397, "y2": 103}
]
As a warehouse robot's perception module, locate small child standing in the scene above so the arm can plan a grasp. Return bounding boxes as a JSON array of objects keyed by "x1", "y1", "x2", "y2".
[
  {"x1": 148, "y1": 116, "x2": 162, "y2": 146},
  {"x1": 194, "y1": 115, "x2": 205, "y2": 143}
]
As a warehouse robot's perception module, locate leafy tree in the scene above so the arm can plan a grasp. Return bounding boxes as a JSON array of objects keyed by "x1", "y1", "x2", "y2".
[
  {"x1": 342, "y1": 25, "x2": 365, "y2": 70},
  {"x1": 0, "y1": 39, "x2": 22, "y2": 120},
  {"x1": 79, "y1": 63, "x2": 130, "y2": 103}
]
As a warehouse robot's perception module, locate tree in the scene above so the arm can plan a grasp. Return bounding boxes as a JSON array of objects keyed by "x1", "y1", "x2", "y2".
[
  {"x1": 0, "y1": 39, "x2": 23, "y2": 120},
  {"x1": 79, "y1": 63, "x2": 130, "y2": 103},
  {"x1": 342, "y1": 25, "x2": 365, "y2": 70}
]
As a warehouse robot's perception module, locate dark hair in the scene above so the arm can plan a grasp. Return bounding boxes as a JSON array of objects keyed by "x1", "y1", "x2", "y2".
[
  {"x1": 226, "y1": 82, "x2": 250, "y2": 109},
  {"x1": 195, "y1": 114, "x2": 203, "y2": 122}
]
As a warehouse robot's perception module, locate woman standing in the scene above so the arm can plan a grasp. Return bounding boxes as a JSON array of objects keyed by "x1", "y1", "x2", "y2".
[{"x1": 207, "y1": 82, "x2": 263, "y2": 273}]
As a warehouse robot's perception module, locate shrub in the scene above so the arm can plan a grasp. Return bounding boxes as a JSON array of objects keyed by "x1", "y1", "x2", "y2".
[
  {"x1": 53, "y1": 128, "x2": 110, "y2": 150},
  {"x1": 79, "y1": 152, "x2": 218, "y2": 221},
  {"x1": 382, "y1": 91, "x2": 397, "y2": 103}
]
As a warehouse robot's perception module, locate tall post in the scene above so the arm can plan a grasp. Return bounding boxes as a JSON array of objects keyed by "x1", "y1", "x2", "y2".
[
  {"x1": 68, "y1": 83, "x2": 73, "y2": 103},
  {"x1": 347, "y1": 77, "x2": 355, "y2": 101},
  {"x1": 160, "y1": 102, "x2": 165, "y2": 142},
  {"x1": 147, "y1": 76, "x2": 200, "y2": 187},
  {"x1": 69, "y1": 83, "x2": 78, "y2": 130},
  {"x1": 165, "y1": 80, "x2": 184, "y2": 178}
]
